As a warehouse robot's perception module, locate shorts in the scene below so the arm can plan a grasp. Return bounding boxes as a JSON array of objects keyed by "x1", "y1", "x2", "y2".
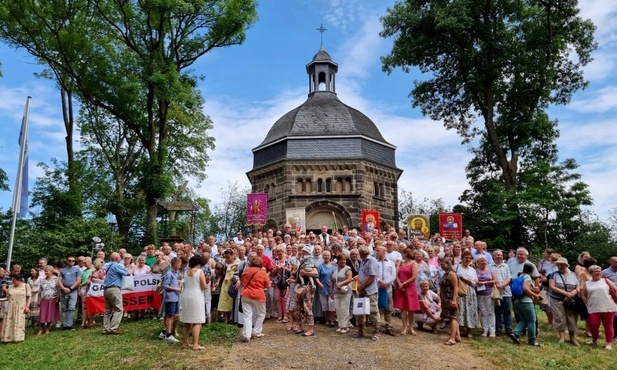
[
  {"x1": 165, "y1": 301, "x2": 179, "y2": 316},
  {"x1": 319, "y1": 294, "x2": 336, "y2": 312}
]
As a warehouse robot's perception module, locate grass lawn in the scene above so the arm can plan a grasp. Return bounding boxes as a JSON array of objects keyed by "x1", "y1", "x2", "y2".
[
  {"x1": 0, "y1": 319, "x2": 237, "y2": 370},
  {"x1": 471, "y1": 308, "x2": 615, "y2": 370}
]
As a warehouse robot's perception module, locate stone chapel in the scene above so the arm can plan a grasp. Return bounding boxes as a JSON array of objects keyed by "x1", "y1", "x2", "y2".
[{"x1": 247, "y1": 47, "x2": 402, "y2": 232}]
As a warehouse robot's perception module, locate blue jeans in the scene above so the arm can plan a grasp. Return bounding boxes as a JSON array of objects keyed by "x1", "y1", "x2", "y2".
[
  {"x1": 61, "y1": 290, "x2": 78, "y2": 328},
  {"x1": 494, "y1": 296, "x2": 512, "y2": 334},
  {"x1": 513, "y1": 300, "x2": 537, "y2": 344}
]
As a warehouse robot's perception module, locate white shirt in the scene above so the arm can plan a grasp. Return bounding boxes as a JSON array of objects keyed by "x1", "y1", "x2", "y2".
[
  {"x1": 386, "y1": 251, "x2": 402, "y2": 266},
  {"x1": 377, "y1": 258, "x2": 397, "y2": 292}
]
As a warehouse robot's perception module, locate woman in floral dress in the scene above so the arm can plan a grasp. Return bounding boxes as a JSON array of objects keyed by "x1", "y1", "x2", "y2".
[
  {"x1": 1, "y1": 273, "x2": 31, "y2": 342},
  {"x1": 38, "y1": 266, "x2": 60, "y2": 334}
]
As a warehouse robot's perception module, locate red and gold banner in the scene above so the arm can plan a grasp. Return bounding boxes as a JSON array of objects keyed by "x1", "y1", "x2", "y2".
[
  {"x1": 246, "y1": 193, "x2": 268, "y2": 225},
  {"x1": 361, "y1": 209, "x2": 380, "y2": 238},
  {"x1": 85, "y1": 274, "x2": 162, "y2": 315},
  {"x1": 439, "y1": 213, "x2": 463, "y2": 241}
]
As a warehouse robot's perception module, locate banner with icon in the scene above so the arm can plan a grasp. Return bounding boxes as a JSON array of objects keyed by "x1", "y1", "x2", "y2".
[
  {"x1": 439, "y1": 213, "x2": 463, "y2": 241},
  {"x1": 407, "y1": 214, "x2": 430, "y2": 240},
  {"x1": 246, "y1": 193, "x2": 268, "y2": 225},
  {"x1": 361, "y1": 209, "x2": 380, "y2": 238}
]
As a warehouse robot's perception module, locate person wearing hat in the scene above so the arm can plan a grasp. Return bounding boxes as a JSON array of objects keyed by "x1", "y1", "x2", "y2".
[{"x1": 549, "y1": 257, "x2": 581, "y2": 346}]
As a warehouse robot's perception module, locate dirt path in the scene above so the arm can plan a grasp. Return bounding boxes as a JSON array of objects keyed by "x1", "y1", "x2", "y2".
[{"x1": 221, "y1": 319, "x2": 497, "y2": 370}]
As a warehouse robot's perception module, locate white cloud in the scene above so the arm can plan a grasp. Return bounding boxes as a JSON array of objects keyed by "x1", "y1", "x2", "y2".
[
  {"x1": 579, "y1": 0, "x2": 617, "y2": 46},
  {"x1": 569, "y1": 86, "x2": 617, "y2": 113}
]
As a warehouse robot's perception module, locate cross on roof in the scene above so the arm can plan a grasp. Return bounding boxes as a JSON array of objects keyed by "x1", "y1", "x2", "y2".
[{"x1": 316, "y1": 23, "x2": 327, "y2": 48}]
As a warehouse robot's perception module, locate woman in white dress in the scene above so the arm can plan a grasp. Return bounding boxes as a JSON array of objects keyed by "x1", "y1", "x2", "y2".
[{"x1": 180, "y1": 256, "x2": 208, "y2": 350}]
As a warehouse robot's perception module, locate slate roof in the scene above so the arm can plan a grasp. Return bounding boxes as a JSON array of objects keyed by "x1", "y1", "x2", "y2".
[
  {"x1": 256, "y1": 92, "x2": 390, "y2": 149},
  {"x1": 312, "y1": 48, "x2": 332, "y2": 61}
]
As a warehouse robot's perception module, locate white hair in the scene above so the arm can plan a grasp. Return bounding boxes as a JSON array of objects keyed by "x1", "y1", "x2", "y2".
[{"x1": 516, "y1": 247, "x2": 529, "y2": 256}]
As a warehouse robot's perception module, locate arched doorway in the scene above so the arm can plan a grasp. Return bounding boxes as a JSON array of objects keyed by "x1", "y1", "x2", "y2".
[{"x1": 304, "y1": 201, "x2": 351, "y2": 233}]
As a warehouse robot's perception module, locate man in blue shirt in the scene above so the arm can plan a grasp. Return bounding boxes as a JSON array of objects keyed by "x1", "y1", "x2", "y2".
[
  {"x1": 58, "y1": 256, "x2": 82, "y2": 330},
  {"x1": 102, "y1": 252, "x2": 129, "y2": 335},
  {"x1": 160, "y1": 257, "x2": 181, "y2": 342}
]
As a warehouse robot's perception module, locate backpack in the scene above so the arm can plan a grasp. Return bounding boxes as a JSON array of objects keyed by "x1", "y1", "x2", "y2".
[{"x1": 511, "y1": 275, "x2": 525, "y2": 298}]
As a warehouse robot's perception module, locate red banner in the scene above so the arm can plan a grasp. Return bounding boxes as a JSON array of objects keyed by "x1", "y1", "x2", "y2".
[
  {"x1": 246, "y1": 193, "x2": 268, "y2": 225},
  {"x1": 361, "y1": 209, "x2": 380, "y2": 238},
  {"x1": 86, "y1": 274, "x2": 162, "y2": 315},
  {"x1": 439, "y1": 213, "x2": 463, "y2": 241}
]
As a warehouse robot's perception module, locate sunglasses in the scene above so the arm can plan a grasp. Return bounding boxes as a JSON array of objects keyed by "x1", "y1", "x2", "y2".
[{"x1": 68, "y1": 260, "x2": 75, "y2": 262}]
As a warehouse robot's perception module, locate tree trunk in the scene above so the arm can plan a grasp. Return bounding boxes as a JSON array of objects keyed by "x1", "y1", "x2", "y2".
[
  {"x1": 146, "y1": 197, "x2": 158, "y2": 245},
  {"x1": 60, "y1": 88, "x2": 81, "y2": 217}
]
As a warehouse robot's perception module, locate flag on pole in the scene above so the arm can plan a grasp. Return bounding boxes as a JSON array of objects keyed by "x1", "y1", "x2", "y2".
[{"x1": 17, "y1": 116, "x2": 28, "y2": 218}]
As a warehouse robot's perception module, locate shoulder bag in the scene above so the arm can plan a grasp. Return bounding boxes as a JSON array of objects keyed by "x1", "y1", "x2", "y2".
[
  {"x1": 238, "y1": 269, "x2": 260, "y2": 313},
  {"x1": 455, "y1": 265, "x2": 468, "y2": 297}
]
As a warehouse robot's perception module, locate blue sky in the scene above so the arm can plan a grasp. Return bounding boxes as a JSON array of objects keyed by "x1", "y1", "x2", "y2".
[{"x1": 0, "y1": 0, "x2": 616, "y2": 221}]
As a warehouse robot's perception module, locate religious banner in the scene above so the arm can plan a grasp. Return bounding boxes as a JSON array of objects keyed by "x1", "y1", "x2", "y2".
[
  {"x1": 407, "y1": 214, "x2": 430, "y2": 240},
  {"x1": 246, "y1": 193, "x2": 268, "y2": 225},
  {"x1": 285, "y1": 207, "x2": 305, "y2": 232},
  {"x1": 361, "y1": 209, "x2": 380, "y2": 238},
  {"x1": 85, "y1": 274, "x2": 162, "y2": 315},
  {"x1": 439, "y1": 213, "x2": 463, "y2": 241}
]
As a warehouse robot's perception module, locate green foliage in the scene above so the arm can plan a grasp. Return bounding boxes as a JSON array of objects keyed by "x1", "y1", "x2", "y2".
[
  {"x1": 0, "y1": 0, "x2": 258, "y2": 244},
  {"x1": 0, "y1": 167, "x2": 8, "y2": 191},
  {"x1": 381, "y1": 0, "x2": 596, "y2": 247},
  {"x1": 207, "y1": 181, "x2": 251, "y2": 242}
]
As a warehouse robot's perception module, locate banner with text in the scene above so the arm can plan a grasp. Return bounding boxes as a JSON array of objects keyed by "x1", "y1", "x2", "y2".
[
  {"x1": 407, "y1": 214, "x2": 430, "y2": 240},
  {"x1": 86, "y1": 274, "x2": 162, "y2": 315},
  {"x1": 439, "y1": 213, "x2": 463, "y2": 241}
]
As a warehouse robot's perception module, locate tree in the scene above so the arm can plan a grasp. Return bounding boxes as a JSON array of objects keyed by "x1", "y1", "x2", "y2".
[
  {"x1": 0, "y1": 0, "x2": 257, "y2": 244},
  {"x1": 381, "y1": 0, "x2": 596, "y2": 245},
  {"x1": 0, "y1": 1, "x2": 92, "y2": 218},
  {"x1": 208, "y1": 181, "x2": 250, "y2": 242},
  {"x1": 0, "y1": 168, "x2": 8, "y2": 192},
  {"x1": 398, "y1": 189, "x2": 448, "y2": 238}
]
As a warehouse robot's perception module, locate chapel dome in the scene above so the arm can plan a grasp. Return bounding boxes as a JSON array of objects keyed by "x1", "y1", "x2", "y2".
[
  {"x1": 256, "y1": 92, "x2": 389, "y2": 148},
  {"x1": 251, "y1": 48, "x2": 398, "y2": 170}
]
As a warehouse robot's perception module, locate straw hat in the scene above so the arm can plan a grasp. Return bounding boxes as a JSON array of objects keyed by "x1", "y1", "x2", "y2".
[{"x1": 555, "y1": 257, "x2": 569, "y2": 267}]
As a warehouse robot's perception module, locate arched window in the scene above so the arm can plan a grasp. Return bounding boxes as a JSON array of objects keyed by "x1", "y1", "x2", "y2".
[
  {"x1": 306, "y1": 179, "x2": 312, "y2": 193},
  {"x1": 374, "y1": 181, "x2": 379, "y2": 197},
  {"x1": 335, "y1": 177, "x2": 343, "y2": 193},
  {"x1": 325, "y1": 178, "x2": 332, "y2": 193},
  {"x1": 296, "y1": 179, "x2": 303, "y2": 194},
  {"x1": 317, "y1": 178, "x2": 323, "y2": 193}
]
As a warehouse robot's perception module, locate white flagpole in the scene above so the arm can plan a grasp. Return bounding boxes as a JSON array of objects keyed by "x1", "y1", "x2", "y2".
[{"x1": 7, "y1": 96, "x2": 31, "y2": 269}]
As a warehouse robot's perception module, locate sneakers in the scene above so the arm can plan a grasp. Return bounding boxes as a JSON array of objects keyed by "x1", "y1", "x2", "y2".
[
  {"x1": 159, "y1": 331, "x2": 166, "y2": 339},
  {"x1": 165, "y1": 335, "x2": 180, "y2": 343},
  {"x1": 508, "y1": 333, "x2": 521, "y2": 345},
  {"x1": 335, "y1": 328, "x2": 342, "y2": 333},
  {"x1": 252, "y1": 333, "x2": 265, "y2": 338},
  {"x1": 606, "y1": 344, "x2": 613, "y2": 351},
  {"x1": 481, "y1": 332, "x2": 488, "y2": 337},
  {"x1": 340, "y1": 328, "x2": 349, "y2": 334}
]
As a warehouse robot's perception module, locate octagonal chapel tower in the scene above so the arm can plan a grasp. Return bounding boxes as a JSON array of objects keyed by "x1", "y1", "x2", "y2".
[{"x1": 247, "y1": 48, "x2": 402, "y2": 232}]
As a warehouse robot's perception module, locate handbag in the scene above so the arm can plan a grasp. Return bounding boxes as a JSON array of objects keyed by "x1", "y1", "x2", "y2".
[
  {"x1": 122, "y1": 275, "x2": 134, "y2": 291},
  {"x1": 455, "y1": 265, "x2": 468, "y2": 297},
  {"x1": 559, "y1": 273, "x2": 587, "y2": 318},
  {"x1": 227, "y1": 282, "x2": 238, "y2": 299},
  {"x1": 491, "y1": 283, "x2": 502, "y2": 301},
  {"x1": 352, "y1": 297, "x2": 370, "y2": 315},
  {"x1": 277, "y1": 269, "x2": 288, "y2": 293},
  {"x1": 606, "y1": 279, "x2": 617, "y2": 304}
]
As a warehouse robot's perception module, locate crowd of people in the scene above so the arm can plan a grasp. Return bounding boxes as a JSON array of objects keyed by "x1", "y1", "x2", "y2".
[{"x1": 1, "y1": 224, "x2": 617, "y2": 352}]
